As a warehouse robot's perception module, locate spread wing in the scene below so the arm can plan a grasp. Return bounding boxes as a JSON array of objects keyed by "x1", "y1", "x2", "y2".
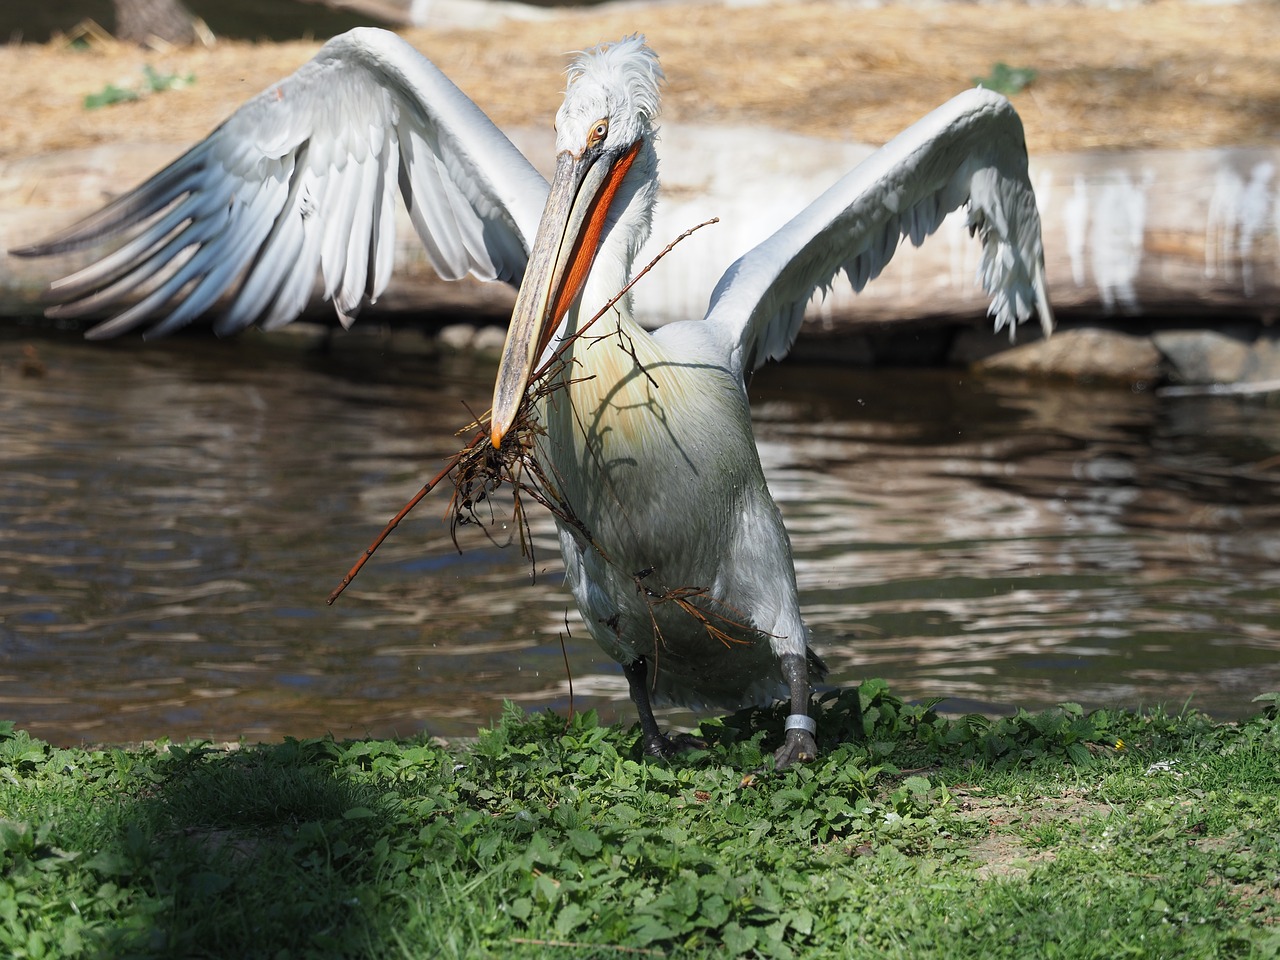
[
  {"x1": 699, "y1": 87, "x2": 1053, "y2": 378},
  {"x1": 10, "y1": 27, "x2": 548, "y2": 339}
]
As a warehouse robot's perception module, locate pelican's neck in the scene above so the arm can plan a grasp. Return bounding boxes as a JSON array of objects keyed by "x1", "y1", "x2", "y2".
[{"x1": 558, "y1": 136, "x2": 659, "y2": 352}]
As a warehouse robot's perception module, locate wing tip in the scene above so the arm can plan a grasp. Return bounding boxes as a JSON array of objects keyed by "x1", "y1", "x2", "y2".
[{"x1": 8, "y1": 242, "x2": 45, "y2": 259}]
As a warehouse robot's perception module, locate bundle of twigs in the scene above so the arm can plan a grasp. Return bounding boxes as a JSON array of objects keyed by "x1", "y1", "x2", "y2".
[{"x1": 326, "y1": 218, "x2": 717, "y2": 607}]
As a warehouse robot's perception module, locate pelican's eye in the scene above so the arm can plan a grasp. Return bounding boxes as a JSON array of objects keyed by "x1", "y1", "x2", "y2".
[{"x1": 587, "y1": 118, "x2": 609, "y2": 149}]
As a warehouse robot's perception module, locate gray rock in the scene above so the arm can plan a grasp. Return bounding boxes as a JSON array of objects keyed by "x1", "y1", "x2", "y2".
[
  {"x1": 1152, "y1": 328, "x2": 1254, "y2": 384},
  {"x1": 968, "y1": 326, "x2": 1162, "y2": 383}
]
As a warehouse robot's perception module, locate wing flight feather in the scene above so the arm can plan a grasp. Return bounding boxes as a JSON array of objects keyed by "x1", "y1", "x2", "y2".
[
  {"x1": 10, "y1": 28, "x2": 548, "y2": 338},
  {"x1": 702, "y1": 87, "x2": 1053, "y2": 379}
]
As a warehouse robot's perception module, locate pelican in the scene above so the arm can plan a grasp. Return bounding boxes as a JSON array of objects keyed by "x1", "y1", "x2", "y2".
[{"x1": 12, "y1": 30, "x2": 1052, "y2": 768}]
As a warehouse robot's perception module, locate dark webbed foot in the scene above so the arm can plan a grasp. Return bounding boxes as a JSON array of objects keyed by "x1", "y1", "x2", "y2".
[
  {"x1": 625, "y1": 656, "x2": 708, "y2": 760},
  {"x1": 622, "y1": 657, "x2": 708, "y2": 759},
  {"x1": 773, "y1": 651, "x2": 819, "y2": 770},
  {"x1": 773, "y1": 726, "x2": 817, "y2": 770}
]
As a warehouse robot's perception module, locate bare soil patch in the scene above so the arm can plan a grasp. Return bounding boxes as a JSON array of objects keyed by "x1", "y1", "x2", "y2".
[
  {"x1": 2, "y1": 0, "x2": 1276, "y2": 161},
  {"x1": 952, "y1": 785, "x2": 1112, "y2": 880}
]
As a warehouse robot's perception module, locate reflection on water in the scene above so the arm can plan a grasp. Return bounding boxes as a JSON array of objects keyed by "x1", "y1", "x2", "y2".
[{"x1": 2, "y1": 328, "x2": 1279, "y2": 746}]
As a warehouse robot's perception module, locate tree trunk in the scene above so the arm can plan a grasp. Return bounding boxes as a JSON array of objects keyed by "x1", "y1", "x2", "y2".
[{"x1": 112, "y1": 0, "x2": 199, "y2": 47}]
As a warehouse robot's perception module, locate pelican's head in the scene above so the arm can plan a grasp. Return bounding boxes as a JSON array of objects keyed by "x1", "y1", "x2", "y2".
[
  {"x1": 490, "y1": 36, "x2": 663, "y2": 448},
  {"x1": 553, "y1": 34, "x2": 661, "y2": 159}
]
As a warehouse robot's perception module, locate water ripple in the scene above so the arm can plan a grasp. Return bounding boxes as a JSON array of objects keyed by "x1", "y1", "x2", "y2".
[{"x1": 2, "y1": 332, "x2": 1278, "y2": 744}]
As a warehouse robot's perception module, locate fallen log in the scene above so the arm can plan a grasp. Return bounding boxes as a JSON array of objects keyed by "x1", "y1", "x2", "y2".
[{"x1": 3, "y1": 128, "x2": 1276, "y2": 379}]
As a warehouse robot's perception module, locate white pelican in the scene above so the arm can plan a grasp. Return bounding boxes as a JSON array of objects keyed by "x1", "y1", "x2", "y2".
[{"x1": 13, "y1": 30, "x2": 1052, "y2": 767}]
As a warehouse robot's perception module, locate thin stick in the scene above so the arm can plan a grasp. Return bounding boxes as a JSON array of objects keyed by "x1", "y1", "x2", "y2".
[{"x1": 326, "y1": 429, "x2": 486, "y2": 604}]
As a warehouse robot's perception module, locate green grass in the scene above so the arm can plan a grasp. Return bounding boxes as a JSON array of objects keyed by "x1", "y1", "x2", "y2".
[
  {"x1": 2, "y1": 683, "x2": 1278, "y2": 959},
  {"x1": 83, "y1": 65, "x2": 195, "y2": 109},
  {"x1": 973, "y1": 62, "x2": 1038, "y2": 96}
]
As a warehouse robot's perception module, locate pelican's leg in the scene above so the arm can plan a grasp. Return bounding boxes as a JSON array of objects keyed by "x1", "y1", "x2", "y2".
[
  {"x1": 622, "y1": 656, "x2": 669, "y2": 756},
  {"x1": 622, "y1": 656, "x2": 705, "y2": 759},
  {"x1": 774, "y1": 652, "x2": 818, "y2": 769}
]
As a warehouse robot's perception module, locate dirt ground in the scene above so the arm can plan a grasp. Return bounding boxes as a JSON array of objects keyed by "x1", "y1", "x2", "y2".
[{"x1": 2, "y1": 0, "x2": 1277, "y2": 161}]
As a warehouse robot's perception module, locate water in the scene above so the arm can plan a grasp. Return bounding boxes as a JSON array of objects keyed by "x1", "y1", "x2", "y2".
[{"x1": 2, "y1": 326, "x2": 1279, "y2": 746}]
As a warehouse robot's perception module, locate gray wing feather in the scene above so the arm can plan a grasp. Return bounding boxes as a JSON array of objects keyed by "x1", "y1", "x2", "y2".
[
  {"x1": 702, "y1": 87, "x2": 1053, "y2": 379},
  {"x1": 10, "y1": 27, "x2": 548, "y2": 339}
]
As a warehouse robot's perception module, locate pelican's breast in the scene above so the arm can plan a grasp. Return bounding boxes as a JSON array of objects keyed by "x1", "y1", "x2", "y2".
[{"x1": 537, "y1": 320, "x2": 753, "y2": 573}]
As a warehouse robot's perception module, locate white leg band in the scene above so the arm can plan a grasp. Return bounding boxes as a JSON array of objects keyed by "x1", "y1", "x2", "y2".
[{"x1": 784, "y1": 714, "x2": 817, "y2": 735}]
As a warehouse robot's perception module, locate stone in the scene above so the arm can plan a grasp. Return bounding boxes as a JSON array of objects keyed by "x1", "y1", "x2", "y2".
[
  {"x1": 436, "y1": 323, "x2": 476, "y2": 350},
  {"x1": 471, "y1": 326, "x2": 508, "y2": 354},
  {"x1": 966, "y1": 326, "x2": 1162, "y2": 383},
  {"x1": 1151, "y1": 329, "x2": 1253, "y2": 384}
]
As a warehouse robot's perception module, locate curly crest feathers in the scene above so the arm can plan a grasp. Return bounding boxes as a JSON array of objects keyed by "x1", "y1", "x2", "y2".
[{"x1": 557, "y1": 35, "x2": 663, "y2": 149}]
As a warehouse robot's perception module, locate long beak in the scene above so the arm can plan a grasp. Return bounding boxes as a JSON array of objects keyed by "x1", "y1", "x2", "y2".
[{"x1": 490, "y1": 140, "x2": 641, "y2": 448}]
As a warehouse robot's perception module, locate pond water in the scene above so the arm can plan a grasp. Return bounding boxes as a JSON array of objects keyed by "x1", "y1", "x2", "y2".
[{"x1": 2, "y1": 326, "x2": 1279, "y2": 746}]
